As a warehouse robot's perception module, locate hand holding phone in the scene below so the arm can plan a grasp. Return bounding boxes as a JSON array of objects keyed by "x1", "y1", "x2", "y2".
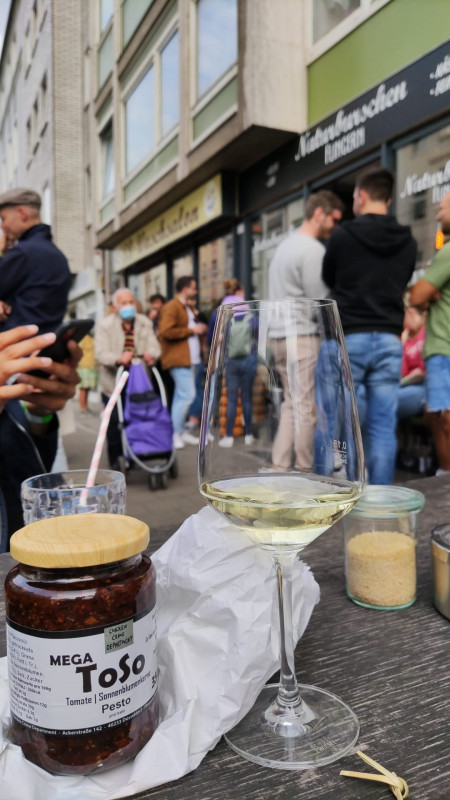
[{"x1": 29, "y1": 318, "x2": 94, "y2": 378}]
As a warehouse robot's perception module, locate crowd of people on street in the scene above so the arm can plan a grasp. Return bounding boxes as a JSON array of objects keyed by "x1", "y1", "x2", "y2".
[{"x1": 0, "y1": 171, "x2": 449, "y2": 550}]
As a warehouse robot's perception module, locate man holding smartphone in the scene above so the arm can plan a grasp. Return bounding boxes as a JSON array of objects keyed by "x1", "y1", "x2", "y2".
[{"x1": 0, "y1": 188, "x2": 71, "y2": 333}]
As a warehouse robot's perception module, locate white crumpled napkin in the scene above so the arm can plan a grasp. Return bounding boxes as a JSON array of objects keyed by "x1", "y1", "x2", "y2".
[{"x1": 0, "y1": 506, "x2": 320, "y2": 800}]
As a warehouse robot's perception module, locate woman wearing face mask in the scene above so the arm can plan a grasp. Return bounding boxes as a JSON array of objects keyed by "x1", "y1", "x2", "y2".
[{"x1": 95, "y1": 288, "x2": 161, "y2": 470}]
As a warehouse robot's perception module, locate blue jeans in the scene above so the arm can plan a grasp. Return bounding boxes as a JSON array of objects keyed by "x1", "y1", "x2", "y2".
[
  {"x1": 314, "y1": 339, "x2": 358, "y2": 480},
  {"x1": 397, "y1": 383, "x2": 426, "y2": 420},
  {"x1": 346, "y1": 333, "x2": 402, "y2": 485},
  {"x1": 225, "y1": 355, "x2": 257, "y2": 436},
  {"x1": 170, "y1": 366, "x2": 196, "y2": 434},
  {"x1": 188, "y1": 362, "x2": 206, "y2": 421}
]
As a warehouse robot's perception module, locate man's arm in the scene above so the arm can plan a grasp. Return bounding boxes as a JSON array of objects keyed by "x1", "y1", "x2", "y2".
[
  {"x1": 409, "y1": 279, "x2": 441, "y2": 309},
  {"x1": 158, "y1": 303, "x2": 193, "y2": 341}
]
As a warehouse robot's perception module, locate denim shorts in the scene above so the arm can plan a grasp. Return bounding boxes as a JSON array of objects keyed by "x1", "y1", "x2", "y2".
[{"x1": 426, "y1": 354, "x2": 450, "y2": 412}]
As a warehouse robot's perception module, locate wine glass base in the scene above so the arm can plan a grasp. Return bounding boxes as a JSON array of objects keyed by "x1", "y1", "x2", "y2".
[{"x1": 224, "y1": 683, "x2": 359, "y2": 770}]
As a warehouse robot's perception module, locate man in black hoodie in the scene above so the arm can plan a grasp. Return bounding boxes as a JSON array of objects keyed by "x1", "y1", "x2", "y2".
[{"x1": 322, "y1": 168, "x2": 417, "y2": 484}]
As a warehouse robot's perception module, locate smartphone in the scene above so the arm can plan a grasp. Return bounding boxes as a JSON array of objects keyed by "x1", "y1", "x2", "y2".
[{"x1": 29, "y1": 318, "x2": 94, "y2": 378}]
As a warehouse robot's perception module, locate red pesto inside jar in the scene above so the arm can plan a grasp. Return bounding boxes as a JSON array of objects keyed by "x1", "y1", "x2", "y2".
[{"x1": 5, "y1": 553, "x2": 159, "y2": 776}]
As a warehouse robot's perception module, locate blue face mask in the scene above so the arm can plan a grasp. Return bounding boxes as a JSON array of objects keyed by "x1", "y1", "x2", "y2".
[{"x1": 119, "y1": 304, "x2": 136, "y2": 321}]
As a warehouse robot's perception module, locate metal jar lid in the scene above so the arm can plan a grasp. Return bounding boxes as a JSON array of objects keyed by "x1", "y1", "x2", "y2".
[{"x1": 431, "y1": 523, "x2": 450, "y2": 563}]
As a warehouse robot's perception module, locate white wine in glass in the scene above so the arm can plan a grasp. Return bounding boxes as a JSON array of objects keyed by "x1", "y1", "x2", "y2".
[{"x1": 199, "y1": 298, "x2": 364, "y2": 770}]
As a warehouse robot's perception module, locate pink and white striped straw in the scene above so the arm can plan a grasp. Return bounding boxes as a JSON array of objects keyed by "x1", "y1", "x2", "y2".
[{"x1": 80, "y1": 370, "x2": 129, "y2": 505}]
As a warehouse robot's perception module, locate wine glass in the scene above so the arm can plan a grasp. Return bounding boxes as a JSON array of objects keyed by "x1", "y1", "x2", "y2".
[{"x1": 198, "y1": 298, "x2": 364, "y2": 770}]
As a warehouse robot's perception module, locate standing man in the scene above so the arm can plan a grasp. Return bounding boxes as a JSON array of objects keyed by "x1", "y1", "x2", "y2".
[
  {"x1": 95, "y1": 288, "x2": 160, "y2": 470},
  {"x1": 323, "y1": 167, "x2": 417, "y2": 484},
  {"x1": 148, "y1": 293, "x2": 166, "y2": 334},
  {"x1": 158, "y1": 276, "x2": 207, "y2": 450},
  {"x1": 0, "y1": 188, "x2": 72, "y2": 332},
  {"x1": 410, "y1": 191, "x2": 450, "y2": 475},
  {"x1": 268, "y1": 190, "x2": 344, "y2": 471}
]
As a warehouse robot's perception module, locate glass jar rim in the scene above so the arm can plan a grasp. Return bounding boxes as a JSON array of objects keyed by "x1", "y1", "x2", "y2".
[{"x1": 349, "y1": 485, "x2": 425, "y2": 518}]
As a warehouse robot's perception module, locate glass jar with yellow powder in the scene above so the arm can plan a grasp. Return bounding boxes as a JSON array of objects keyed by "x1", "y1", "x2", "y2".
[{"x1": 344, "y1": 486, "x2": 425, "y2": 610}]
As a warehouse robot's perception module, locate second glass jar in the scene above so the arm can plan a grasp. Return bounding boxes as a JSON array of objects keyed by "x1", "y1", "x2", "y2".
[{"x1": 343, "y1": 486, "x2": 425, "y2": 610}]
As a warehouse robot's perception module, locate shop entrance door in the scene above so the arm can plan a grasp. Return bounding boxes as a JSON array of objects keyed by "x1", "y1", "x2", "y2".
[{"x1": 317, "y1": 160, "x2": 381, "y2": 220}]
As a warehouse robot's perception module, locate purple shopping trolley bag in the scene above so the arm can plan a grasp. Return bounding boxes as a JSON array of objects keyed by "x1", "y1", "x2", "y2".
[{"x1": 123, "y1": 362, "x2": 173, "y2": 457}]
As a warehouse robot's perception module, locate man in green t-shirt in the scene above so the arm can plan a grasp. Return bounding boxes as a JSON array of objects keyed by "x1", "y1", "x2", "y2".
[{"x1": 410, "y1": 191, "x2": 450, "y2": 474}]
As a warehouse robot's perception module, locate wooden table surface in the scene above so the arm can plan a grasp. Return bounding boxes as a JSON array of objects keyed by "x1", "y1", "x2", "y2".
[{"x1": 1, "y1": 476, "x2": 449, "y2": 800}]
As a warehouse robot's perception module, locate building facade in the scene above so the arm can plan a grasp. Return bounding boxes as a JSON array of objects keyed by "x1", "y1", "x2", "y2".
[
  {"x1": 86, "y1": 0, "x2": 307, "y2": 313},
  {"x1": 0, "y1": 0, "x2": 101, "y2": 319},
  {"x1": 1, "y1": 0, "x2": 448, "y2": 321},
  {"x1": 87, "y1": 0, "x2": 450, "y2": 313},
  {"x1": 239, "y1": 0, "x2": 450, "y2": 297}
]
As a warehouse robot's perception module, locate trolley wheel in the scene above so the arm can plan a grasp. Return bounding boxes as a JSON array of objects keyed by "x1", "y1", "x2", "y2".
[
  {"x1": 117, "y1": 456, "x2": 128, "y2": 482},
  {"x1": 159, "y1": 471, "x2": 168, "y2": 490},
  {"x1": 148, "y1": 473, "x2": 159, "y2": 491},
  {"x1": 169, "y1": 459, "x2": 178, "y2": 479}
]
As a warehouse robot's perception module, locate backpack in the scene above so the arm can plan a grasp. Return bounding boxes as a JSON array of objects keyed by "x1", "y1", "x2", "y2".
[{"x1": 228, "y1": 314, "x2": 252, "y2": 358}]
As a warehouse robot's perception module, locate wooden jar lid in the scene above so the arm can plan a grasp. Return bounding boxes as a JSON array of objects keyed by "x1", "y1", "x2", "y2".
[{"x1": 10, "y1": 514, "x2": 150, "y2": 568}]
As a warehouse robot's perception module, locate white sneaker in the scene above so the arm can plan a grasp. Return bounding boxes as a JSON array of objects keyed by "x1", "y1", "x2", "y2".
[
  {"x1": 182, "y1": 430, "x2": 199, "y2": 445},
  {"x1": 173, "y1": 433, "x2": 185, "y2": 450},
  {"x1": 245, "y1": 434, "x2": 255, "y2": 445},
  {"x1": 219, "y1": 436, "x2": 234, "y2": 448}
]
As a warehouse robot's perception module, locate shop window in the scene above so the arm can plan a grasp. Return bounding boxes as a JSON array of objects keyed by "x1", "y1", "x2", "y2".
[
  {"x1": 312, "y1": 0, "x2": 360, "y2": 44},
  {"x1": 122, "y1": 0, "x2": 154, "y2": 47},
  {"x1": 396, "y1": 124, "x2": 450, "y2": 277},
  {"x1": 251, "y1": 197, "x2": 305, "y2": 300},
  {"x1": 125, "y1": 68, "x2": 155, "y2": 174},
  {"x1": 196, "y1": 0, "x2": 237, "y2": 99},
  {"x1": 100, "y1": 121, "x2": 115, "y2": 202},
  {"x1": 198, "y1": 233, "x2": 233, "y2": 313}
]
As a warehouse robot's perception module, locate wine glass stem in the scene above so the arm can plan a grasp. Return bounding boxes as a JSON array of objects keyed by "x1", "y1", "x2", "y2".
[{"x1": 274, "y1": 553, "x2": 302, "y2": 710}]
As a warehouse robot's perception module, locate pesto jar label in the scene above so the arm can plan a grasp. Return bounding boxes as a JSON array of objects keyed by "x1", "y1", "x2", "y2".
[{"x1": 6, "y1": 607, "x2": 157, "y2": 735}]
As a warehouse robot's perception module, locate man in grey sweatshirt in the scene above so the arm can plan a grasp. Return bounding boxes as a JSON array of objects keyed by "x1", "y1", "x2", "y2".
[{"x1": 268, "y1": 190, "x2": 344, "y2": 470}]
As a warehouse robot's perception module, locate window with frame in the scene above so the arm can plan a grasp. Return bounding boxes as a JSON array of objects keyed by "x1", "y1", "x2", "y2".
[
  {"x1": 196, "y1": 0, "x2": 237, "y2": 99},
  {"x1": 100, "y1": 121, "x2": 115, "y2": 201},
  {"x1": 100, "y1": 0, "x2": 114, "y2": 32},
  {"x1": 123, "y1": 27, "x2": 179, "y2": 178},
  {"x1": 125, "y1": 69, "x2": 155, "y2": 175},
  {"x1": 26, "y1": 118, "x2": 32, "y2": 160},
  {"x1": 31, "y1": 0, "x2": 38, "y2": 51},
  {"x1": 41, "y1": 184, "x2": 51, "y2": 225},
  {"x1": 312, "y1": 0, "x2": 360, "y2": 43},
  {"x1": 24, "y1": 26, "x2": 31, "y2": 71},
  {"x1": 98, "y1": 0, "x2": 114, "y2": 89},
  {"x1": 32, "y1": 99, "x2": 39, "y2": 146},
  {"x1": 122, "y1": 0, "x2": 154, "y2": 47},
  {"x1": 39, "y1": 74, "x2": 47, "y2": 131},
  {"x1": 161, "y1": 31, "x2": 179, "y2": 137}
]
